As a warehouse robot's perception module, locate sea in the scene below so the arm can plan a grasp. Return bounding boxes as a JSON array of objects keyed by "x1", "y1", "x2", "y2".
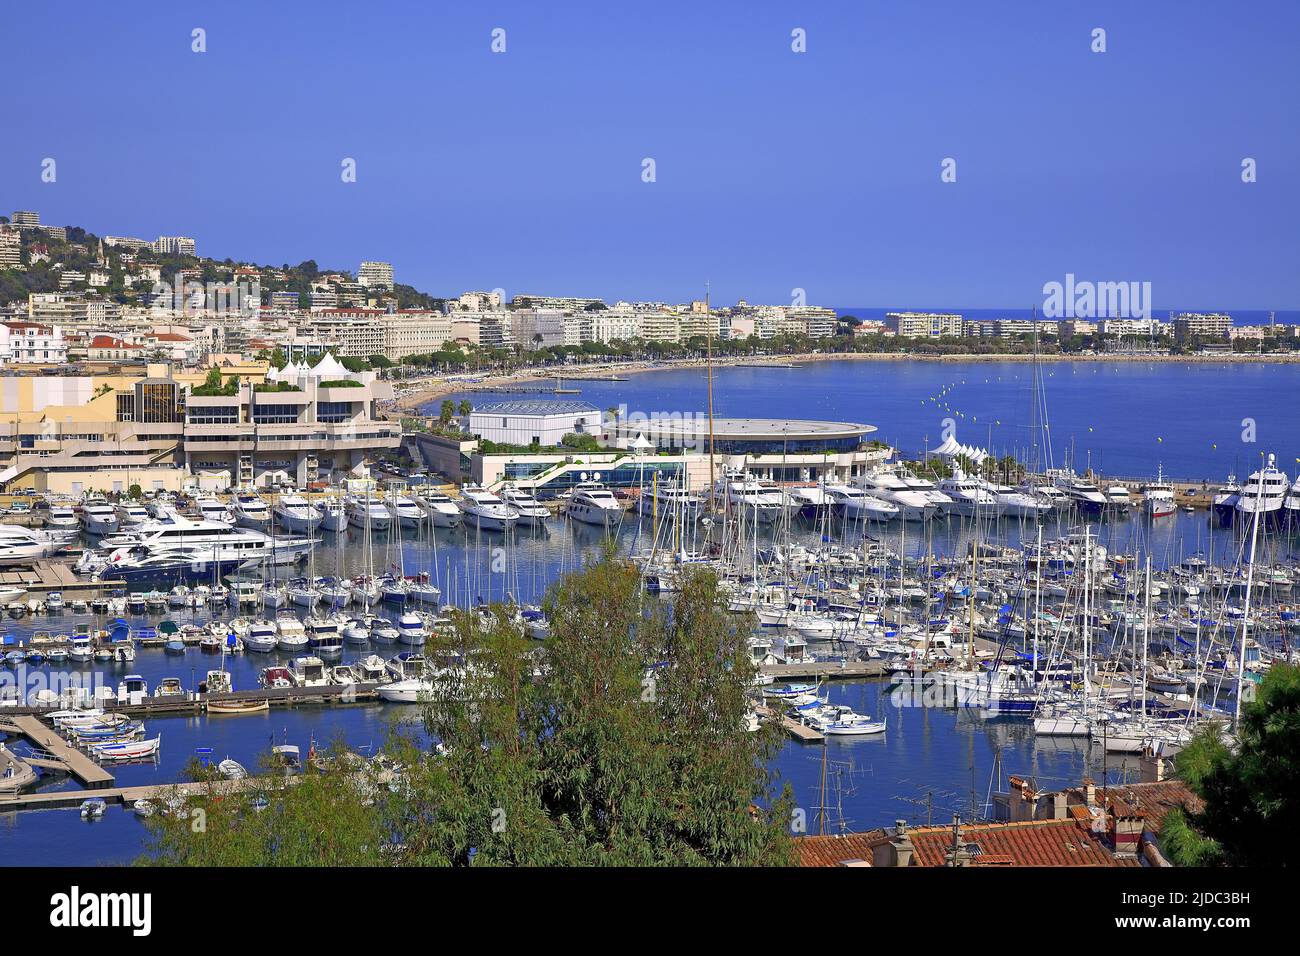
[{"x1": 3, "y1": 358, "x2": 1298, "y2": 865}]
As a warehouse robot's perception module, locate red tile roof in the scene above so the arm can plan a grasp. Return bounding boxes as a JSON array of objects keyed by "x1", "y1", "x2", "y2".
[
  {"x1": 1098, "y1": 782, "x2": 1201, "y2": 835},
  {"x1": 89, "y1": 335, "x2": 141, "y2": 349},
  {"x1": 798, "y1": 817, "x2": 1139, "y2": 868}
]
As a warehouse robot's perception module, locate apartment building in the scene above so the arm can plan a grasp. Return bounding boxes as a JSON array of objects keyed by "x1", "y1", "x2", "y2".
[
  {"x1": 357, "y1": 260, "x2": 394, "y2": 288},
  {"x1": 0, "y1": 322, "x2": 68, "y2": 364},
  {"x1": 1056, "y1": 319, "x2": 1098, "y2": 338},
  {"x1": 1099, "y1": 317, "x2": 1168, "y2": 337},
  {"x1": 510, "y1": 309, "x2": 567, "y2": 350},
  {"x1": 0, "y1": 227, "x2": 20, "y2": 268},
  {"x1": 450, "y1": 311, "x2": 514, "y2": 348},
  {"x1": 153, "y1": 235, "x2": 197, "y2": 256},
  {"x1": 10, "y1": 211, "x2": 40, "y2": 228},
  {"x1": 885, "y1": 312, "x2": 964, "y2": 338},
  {"x1": 458, "y1": 290, "x2": 503, "y2": 310},
  {"x1": 269, "y1": 290, "x2": 300, "y2": 310},
  {"x1": 1173, "y1": 312, "x2": 1233, "y2": 342},
  {"x1": 590, "y1": 309, "x2": 642, "y2": 343},
  {"x1": 385, "y1": 310, "x2": 453, "y2": 359},
  {"x1": 104, "y1": 236, "x2": 152, "y2": 251}
]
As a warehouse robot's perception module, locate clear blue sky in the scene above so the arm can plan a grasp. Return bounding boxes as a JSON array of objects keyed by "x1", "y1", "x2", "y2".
[{"x1": 3, "y1": 0, "x2": 1297, "y2": 310}]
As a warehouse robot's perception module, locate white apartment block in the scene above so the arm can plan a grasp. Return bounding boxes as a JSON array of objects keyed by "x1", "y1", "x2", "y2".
[
  {"x1": 310, "y1": 288, "x2": 339, "y2": 311},
  {"x1": 0, "y1": 228, "x2": 20, "y2": 268},
  {"x1": 385, "y1": 310, "x2": 453, "y2": 359},
  {"x1": 510, "y1": 309, "x2": 567, "y2": 349},
  {"x1": 885, "y1": 311, "x2": 964, "y2": 337},
  {"x1": 459, "y1": 290, "x2": 503, "y2": 310},
  {"x1": 449, "y1": 311, "x2": 514, "y2": 348},
  {"x1": 590, "y1": 309, "x2": 642, "y2": 343},
  {"x1": 1173, "y1": 312, "x2": 1233, "y2": 340},
  {"x1": 357, "y1": 261, "x2": 394, "y2": 288},
  {"x1": 104, "y1": 235, "x2": 153, "y2": 251},
  {"x1": 58, "y1": 271, "x2": 86, "y2": 288},
  {"x1": 0, "y1": 322, "x2": 68, "y2": 364},
  {"x1": 786, "y1": 307, "x2": 838, "y2": 338},
  {"x1": 153, "y1": 235, "x2": 197, "y2": 256},
  {"x1": 1099, "y1": 317, "x2": 1167, "y2": 337},
  {"x1": 10, "y1": 210, "x2": 40, "y2": 228}
]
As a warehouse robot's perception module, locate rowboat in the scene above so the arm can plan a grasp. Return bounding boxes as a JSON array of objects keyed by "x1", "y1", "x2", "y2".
[
  {"x1": 206, "y1": 698, "x2": 270, "y2": 715},
  {"x1": 88, "y1": 735, "x2": 161, "y2": 761}
]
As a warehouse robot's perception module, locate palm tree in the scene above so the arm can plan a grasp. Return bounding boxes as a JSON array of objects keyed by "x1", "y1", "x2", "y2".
[{"x1": 457, "y1": 399, "x2": 472, "y2": 417}]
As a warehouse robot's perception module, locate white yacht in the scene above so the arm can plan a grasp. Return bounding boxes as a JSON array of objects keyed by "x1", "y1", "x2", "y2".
[
  {"x1": 459, "y1": 485, "x2": 518, "y2": 531},
  {"x1": 231, "y1": 494, "x2": 271, "y2": 530},
  {"x1": 274, "y1": 494, "x2": 323, "y2": 534},
  {"x1": 784, "y1": 485, "x2": 830, "y2": 517},
  {"x1": 937, "y1": 468, "x2": 1002, "y2": 518},
  {"x1": 80, "y1": 500, "x2": 119, "y2": 536},
  {"x1": 346, "y1": 495, "x2": 392, "y2": 531},
  {"x1": 1018, "y1": 478, "x2": 1071, "y2": 511},
  {"x1": 1212, "y1": 474, "x2": 1241, "y2": 524},
  {"x1": 1049, "y1": 470, "x2": 1109, "y2": 515},
  {"x1": 415, "y1": 490, "x2": 462, "y2": 528},
  {"x1": 291, "y1": 655, "x2": 329, "y2": 687},
  {"x1": 99, "y1": 512, "x2": 313, "y2": 565},
  {"x1": 116, "y1": 502, "x2": 151, "y2": 530},
  {"x1": 386, "y1": 494, "x2": 425, "y2": 528},
  {"x1": 824, "y1": 484, "x2": 899, "y2": 522},
  {"x1": 1235, "y1": 454, "x2": 1288, "y2": 527},
  {"x1": 857, "y1": 472, "x2": 937, "y2": 521},
  {"x1": 566, "y1": 482, "x2": 624, "y2": 528},
  {"x1": 0, "y1": 525, "x2": 67, "y2": 565},
  {"x1": 1142, "y1": 466, "x2": 1177, "y2": 519},
  {"x1": 500, "y1": 486, "x2": 550, "y2": 528},
  {"x1": 316, "y1": 498, "x2": 349, "y2": 532},
  {"x1": 723, "y1": 478, "x2": 785, "y2": 524},
  {"x1": 896, "y1": 471, "x2": 957, "y2": 515},
  {"x1": 194, "y1": 497, "x2": 232, "y2": 524},
  {"x1": 1103, "y1": 484, "x2": 1134, "y2": 510},
  {"x1": 992, "y1": 485, "x2": 1051, "y2": 519},
  {"x1": 1284, "y1": 474, "x2": 1300, "y2": 530},
  {"x1": 44, "y1": 503, "x2": 81, "y2": 530}
]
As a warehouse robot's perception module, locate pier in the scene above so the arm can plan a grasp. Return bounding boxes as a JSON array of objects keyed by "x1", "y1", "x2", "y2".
[
  {"x1": 0, "y1": 715, "x2": 117, "y2": 788},
  {"x1": 754, "y1": 705, "x2": 826, "y2": 743},
  {"x1": 759, "y1": 661, "x2": 887, "y2": 681}
]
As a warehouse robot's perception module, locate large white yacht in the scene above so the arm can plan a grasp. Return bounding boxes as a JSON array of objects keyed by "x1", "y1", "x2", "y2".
[
  {"x1": 115, "y1": 502, "x2": 151, "y2": 530},
  {"x1": 386, "y1": 493, "x2": 426, "y2": 528},
  {"x1": 1018, "y1": 477, "x2": 1071, "y2": 511},
  {"x1": 937, "y1": 468, "x2": 1002, "y2": 518},
  {"x1": 896, "y1": 471, "x2": 957, "y2": 515},
  {"x1": 1235, "y1": 454, "x2": 1288, "y2": 527},
  {"x1": 345, "y1": 494, "x2": 392, "y2": 531},
  {"x1": 723, "y1": 478, "x2": 785, "y2": 524},
  {"x1": 99, "y1": 512, "x2": 313, "y2": 565},
  {"x1": 459, "y1": 485, "x2": 518, "y2": 531},
  {"x1": 194, "y1": 497, "x2": 232, "y2": 524},
  {"x1": 273, "y1": 494, "x2": 323, "y2": 534},
  {"x1": 1141, "y1": 466, "x2": 1177, "y2": 519},
  {"x1": 415, "y1": 490, "x2": 463, "y2": 528},
  {"x1": 824, "y1": 484, "x2": 899, "y2": 522},
  {"x1": 231, "y1": 494, "x2": 272, "y2": 530},
  {"x1": 0, "y1": 525, "x2": 68, "y2": 565},
  {"x1": 991, "y1": 485, "x2": 1051, "y2": 519},
  {"x1": 500, "y1": 486, "x2": 550, "y2": 528},
  {"x1": 566, "y1": 481, "x2": 625, "y2": 528},
  {"x1": 79, "y1": 500, "x2": 119, "y2": 536},
  {"x1": 1048, "y1": 469, "x2": 1109, "y2": 515},
  {"x1": 856, "y1": 472, "x2": 937, "y2": 521}
]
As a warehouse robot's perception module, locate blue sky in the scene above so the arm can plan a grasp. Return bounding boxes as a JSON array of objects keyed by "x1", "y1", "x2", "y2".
[{"x1": 3, "y1": 0, "x2": 1297, "y2": 310}]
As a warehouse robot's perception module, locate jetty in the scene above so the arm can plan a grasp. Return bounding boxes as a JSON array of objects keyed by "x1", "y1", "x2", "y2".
[
  {"x1": 0, "y1": 715, "x2": 117, "y2": 788},
  {"x1": 755, "y1": 704, "x2": 825, "y2": 743},
  {"x1": 759, "y1": 661, "x2": 887, "y2": 681}
]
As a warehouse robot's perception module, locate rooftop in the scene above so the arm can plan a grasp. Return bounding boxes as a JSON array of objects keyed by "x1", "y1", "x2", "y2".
[
  {"x1": 618, "y1": 417, "x2": 874, "y2": 440},
  {"x1": 472, "y1": 400, "x2": 598, "y2": 416}
]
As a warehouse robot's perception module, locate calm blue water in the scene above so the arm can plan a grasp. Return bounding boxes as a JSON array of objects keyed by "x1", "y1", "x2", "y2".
[
  {"x1": 6, "y1": 358, "x2": 1299, "y2": 864},
  {"x1": 448, "y1": 358, "x2": 1300, "y2": 480}
]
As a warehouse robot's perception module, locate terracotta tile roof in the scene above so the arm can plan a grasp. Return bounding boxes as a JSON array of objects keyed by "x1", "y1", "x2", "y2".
[
  {"x1": 799, "y1": 817, "x2": 1139, "y2": 868},
  {"x1": 909, "y1": 818, "x2": 1137, "y2": 868},
  {"x1": 1100, "y1": 781, "x2": 1201, "y2": 834},
  {"x1": 797, "y1": 832, "x2": 887, "y2": 867}
]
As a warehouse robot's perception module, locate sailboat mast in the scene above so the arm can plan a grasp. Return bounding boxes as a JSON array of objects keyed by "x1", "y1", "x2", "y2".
[
  {"x1": 1235, "y1": 456, "x2": 1267, "y2": 727},
  {"x1": 705, "y1": 282, "x2": 716, "y2": 510}
]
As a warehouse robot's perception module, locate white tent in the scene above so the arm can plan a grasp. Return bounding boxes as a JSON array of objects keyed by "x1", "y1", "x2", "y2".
[
  {"x1": 930, "y1": 431, "x2": 988, "y2": 465},
  {"x1": 310, "y1": 353, "x2": 350, "y2": 379}
]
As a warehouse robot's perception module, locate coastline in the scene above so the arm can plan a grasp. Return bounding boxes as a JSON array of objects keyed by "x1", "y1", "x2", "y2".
[{"x1": 386, "y1": 349, "x2": 1300, "y2": 416}]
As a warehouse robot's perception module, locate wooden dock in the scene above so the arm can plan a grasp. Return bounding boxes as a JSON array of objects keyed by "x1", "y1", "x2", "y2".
[
  {"x1": 759, "y1": 661, "x2": 886, "y2": 681},
  {"x1": 755, "y1": 705, "x2": 825, "y2": 743},
  {"x1": 0, "y1": 559, "x2": 124, "y2": 598},
  {"x1": 0, "y1": 774, "x2": 268, "y2": 813},
  {"x1": 2, "y1": 715, "x2": 116, "y2": 788}
]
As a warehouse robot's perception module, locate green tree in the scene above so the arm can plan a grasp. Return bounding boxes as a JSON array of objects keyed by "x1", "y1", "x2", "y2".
[
  {"x1": 456, "y1": 399, "x2": 472, "y2": 417},
  {"x1": 439, "y1": 399, "x2": 455, "y2": 425},
  {"x1": 1164, "y1": 664, "x2": 1300, "y2": 866}
]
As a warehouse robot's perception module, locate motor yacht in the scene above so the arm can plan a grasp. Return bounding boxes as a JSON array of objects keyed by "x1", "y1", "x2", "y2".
[
  {"x1": 1235, "y1": 455, "x2": 1288, "y2": 527},
  {"x1": 566, "y1": 481, "x2": 625, "y2": 528},
  {"x1": 825, "y1": 484, "x2": 899, "y2": 521},
  {"x1": 500, "y1": 486, "x2": 550, "y2": 528},
  {"x1": 386, "y1": 494, "x2": 425, "y2": 528},
  {"x1": 346, "y1": 495, "x2": 392, "y2": 531},
  {"x1": 722, "y1": 478, "x2": 785, "y2": 524},
  {"x1": 856, "y1": 472, "x2": 936, "y2": 521},
  {"x1": 459, "y1": 485, "x2": 518, "y2": 531},
  {"x1": 1142, "y1": 465, "x2": 1177, "y2": 518},
  {"x1": 231, "y1": 494, "x2": 272, "y2": 530},
  {"x1": 194, "y1": 497, "x2": 232, "y2": 524},
  {"x1": 316, "y1": 498, "x2": 349, "y2": 532},
  {"x1": 273, "y1": 494, "x2": 323, "y2": 534},
  {"x1": 992, "y1": 485, "x2": 1051, "y2": 520},
  {"x1": 415, "y1": 490, "x2": 463, "y2": 528},
  {"x1": 79, "y1": 500, "x2": 119, "y2": 536},
  {"x1": 937, "y1": 468, "x2": 1002, "y2": 518},
  {"x1": 1049, "y1": 470, "x2": 1108, "y2": 515}
]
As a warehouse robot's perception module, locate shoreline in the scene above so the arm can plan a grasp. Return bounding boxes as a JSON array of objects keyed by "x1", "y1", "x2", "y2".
[{"x1": 387, "y1": 350, "x2": 1300, "y2": 416}]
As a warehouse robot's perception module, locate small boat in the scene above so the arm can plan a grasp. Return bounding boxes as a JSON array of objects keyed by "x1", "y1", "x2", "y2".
[
  {"x1": 271, "y1": 743, "x2": 302, "y2": 773},
  {"x1": 132, "y1": 799, "x2": 157, "y2": 818},
  {"x1": 260, "y1": 665, "x2": 295, "y2": 689},
  {"x1": 218, "y1": 758, "x2": 248, "y2": 779},
  {"x1": 45, "y1": 591, "x2": 65, "y2": 612},
  {"x1": 206, "y1": 698, "x2": 270, "y2": 715},
  {"x1": 153, "y1": 677, "x2": 185, "y2": 698},
  {"x1": 89, "y1": 735, "x2": 161, "y2": 761},
  {"x1": 80, "y1": 798, "x2": 107, "y2": 820}
]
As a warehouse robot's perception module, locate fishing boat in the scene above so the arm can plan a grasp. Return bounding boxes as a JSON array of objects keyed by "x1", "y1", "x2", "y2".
[{"x1": 80, "y1": 798, "x2": 107, "y2": 819}]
